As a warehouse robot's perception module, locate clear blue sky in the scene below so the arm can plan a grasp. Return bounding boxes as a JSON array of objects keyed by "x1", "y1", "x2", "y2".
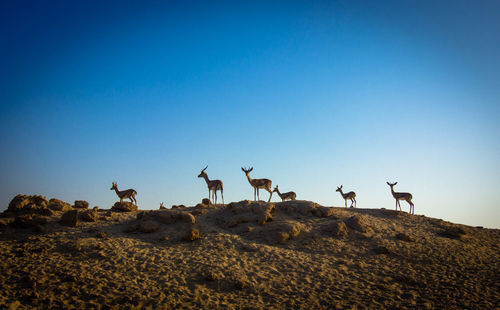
[{"x1": 1, "y1": 1, "x2": 499, "y2": 228}]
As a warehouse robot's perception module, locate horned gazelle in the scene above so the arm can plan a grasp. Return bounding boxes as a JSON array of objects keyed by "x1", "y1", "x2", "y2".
[
  {"x1": 241, "y1": 167, "x2": 273, "y2": 202},
  {"x1": 198, "y1": 166, "x2": 224, "y2": 205},
  {"x1": 387, "y1": 182, "x2": 414, "y2": 214},
  {"x1": 336, "y1": 185, "x2": 356, "y2": 208},
  {"x1": 110, "y1": 182, "x2": 137, "y2": 205},
  {"x1": 273, "y1": 185, "x2": 296, "y2": 201}
]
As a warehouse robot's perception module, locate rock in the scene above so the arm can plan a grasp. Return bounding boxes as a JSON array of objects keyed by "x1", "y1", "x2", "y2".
[
  {"x1": 74, "y1": 200, "x2": 89, "y2": 209},
  {"x1": 271, "y1": 222, "x2": 303, "y2": 243},
  {"x1": 61, "y1": 210, "x2": 79, "y2": 227},
  {"x1": 326, "y1": 221, "x2": 348, "y2": 238},
  {"x1": 395, "y1": 232, "x2": 414, "y2": 242},
  {"x1": 8, "y1": 194, "x2": 47, "y2": 211},
  {"x1": 13, "y1": 215, "x2": 48, "y2": 228},
  {"x1": 47, "y1": 198, "x2": 73, "y2": 212},
  {"x1": 159, "y1": 204, "x2": 167, "y2": 210},
  {"x1": 201, "y1": 198, "x2": 211, "y2": 206},
  {"x1": 345, "y1": 215, "x2": 370, "y2": 233},
  {"x1": 79, "y1": 209, "x2": 98, "y2": 222},
  {"x1": 172, "y1": 205, "x2": 186, "y2": 209},
  {"x1": 373, "y1": 246, "x2": 392, "y2": 255},
  {"x1": 6, "y1": 194, "x2": 52, "y2": 216},
  {"x1": 138, "y1": 220, "x2": 160, "y2": 233},
  {"x1": 111, "y1": 202, "x2": 138, "y2": 212},
  {"x1": 439, "y1": 226, "x2": 466, "y2": 239},
  {"x1": 224, "y1": 201, "x2": 274, "y2": 227},
  {"x1": 184, "y1": 227, "x2": 201, "y2": 241},
  {"x1": 96, "y1": 231, "x2": 107, "y2": 238},
  {"x1": 313, "y1": 206, "x2": 337, "y2": 218}
]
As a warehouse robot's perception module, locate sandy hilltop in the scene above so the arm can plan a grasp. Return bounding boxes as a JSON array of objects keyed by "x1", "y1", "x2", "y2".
[{"x1": 0, "y1": 195, "x2": 499, "y2": 309}]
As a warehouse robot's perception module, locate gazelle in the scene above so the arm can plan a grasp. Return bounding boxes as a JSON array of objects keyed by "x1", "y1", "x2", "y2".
[
  {"x1": 110, "y1": 182, "x2": 137, "y2": 205},
  {"x1": 336, "y1": 185, "x2": 356, "y2": 208},
  {"x1": 198, "y1": 166, "x2": 224, "y2": 205},
  {"x1": 241, "y1": 167, "x2": 273, "y2": 202},
  {"x1": 387, "y1": 182, "x2": 414, "y2": 214},
  {"x1": 273, "y1": 185, "x2": 296, "y2": 201}
]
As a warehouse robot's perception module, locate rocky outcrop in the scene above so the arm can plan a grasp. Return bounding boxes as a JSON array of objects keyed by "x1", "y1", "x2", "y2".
[
  {"x1": 73, "y1": 200, "x2": 89, "y2": 209},
  {"x1": 224, "y1": 200, "x2": 274, "y2": 227},
  {"x1": 345, "y1": 215, "x2": 370, "y2": 233},
  {"x1": 325, "y1": 221, "x2": 348, "y2": 238},
  {"x1": 61, "y1": 210, "x2": 79, "y2": 227},
  {"x1": 5, "y1": 194, "x2": 53, "y2": 216},
  {"x1": 47, "y1": 199, "x2": 73, "y2": 212},
  {"x1": 111, "y1": 202, "x2": 138, "y2": 212}
]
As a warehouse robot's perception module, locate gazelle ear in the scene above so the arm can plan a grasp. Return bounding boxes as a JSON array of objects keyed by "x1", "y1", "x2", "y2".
[
  {"x1": 394, "y1": 182, "x2": 398, "y2": 185},
  {"x1": 241, "y1": 167, "x2": 245, "y2": 172},
  {"x1": 249, "y1": 167, "x2": 253, "y2": 172},
  {"x1": 386, "y1": 182, "x2": 390, "y2": 185}
]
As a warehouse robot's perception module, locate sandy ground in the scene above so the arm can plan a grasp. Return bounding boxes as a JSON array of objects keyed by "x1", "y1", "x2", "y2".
[{"x1": 0, "y1": 198, "x2": 499, "y2": 309}]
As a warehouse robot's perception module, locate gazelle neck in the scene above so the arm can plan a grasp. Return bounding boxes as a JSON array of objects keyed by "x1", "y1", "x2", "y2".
[
  {"x1": 202, "y1": 173, "x2": 211, "y2": 184},
  {"x1": 390, "y1": 186, "x2": 396, "y2": 197},
  {"x1": 338, "y1": 189, "x2": 345, "y2": 198},
  {"x1": 275, "y1": 188, "x2": 282, "y2": 198},
  {"x1": 114, "y1": 186, "x2": 120, "y2": 195},
  {"x1": 245, "y1": 173, "x2": 253, "y2": 184}
]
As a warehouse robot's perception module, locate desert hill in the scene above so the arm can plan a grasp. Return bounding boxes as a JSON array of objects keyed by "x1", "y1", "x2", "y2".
[{"x1": 0, "y1": 195, "x2": 499, "y2": 309}]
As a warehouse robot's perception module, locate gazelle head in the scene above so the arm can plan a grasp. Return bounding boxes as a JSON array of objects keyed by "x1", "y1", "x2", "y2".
[
  {"x1": 241, "y1": 167, "x2": 253, "y2": 174},
  {"x1": 110, "y1": 182, "x2": 117, "y2": 190},
  {"x1": 160, "y1": 202, "x2": 164, "y2": 208},
  {"x1": 387, "y1": 181, "x2": 397, "y2": 188},
  {"x1": 198, "y1": 165, "x2": 208, "y2": 178},
  {"x1": 273, "y1": 185, "x2": 279, "y2": 193},
  {"x1": 336, "y1": 185, "x2": 343, "y2": 192}
]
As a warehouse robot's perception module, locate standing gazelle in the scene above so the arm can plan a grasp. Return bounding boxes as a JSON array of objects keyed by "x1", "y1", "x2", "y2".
[
  {"x1": 198, "y1": 166, "x2": 224, "y2": 205},
  {"x1": 241, "y1": 167, "x2": 273, "y2": 202},
  {"x1": 273, "y1": 185, "x2": 296, "y2": 201},
  {"x1": 110, "y1": 182, "x2": 137, "y2": 205},
  {"x1": 336, "y1": 185, "x2": 356, "y2": 208},
  {"x1": 387, "y1": 182, "x2": 414, "y2": 214}
]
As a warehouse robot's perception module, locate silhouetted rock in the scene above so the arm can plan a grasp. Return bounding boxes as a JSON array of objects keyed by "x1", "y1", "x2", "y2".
[
  {"x1": 345, "y1": 215, "x2": 370, "y2": 233},
  {"x1": 47, "y1": 198, "x2": 73, "y2": 212},
  {"x1": 202, "y1": 198, "x2": 211, "y2": 206},
  {"x1": 275, "y1": 200, "x2": 335, "y2": 218},
  {"x1": 111, "y1": 202, "x2": 138, "y2": 212},
  {"x1": 172, "y1": 205, "x2": 186, "y2": 209},
  {"x1": 61, "y1": 210, "x2": 79, "y2": 227},
  {"x1": 159, "y1": 204, "x2": 167, "y2": 210},
  {"x1": 74, "y1": 200, "x2": 89, "y2": 209}
]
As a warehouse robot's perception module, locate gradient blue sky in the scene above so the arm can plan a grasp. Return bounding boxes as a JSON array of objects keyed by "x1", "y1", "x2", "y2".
[{"x1": 1, "y1": 1, "x2": 499, "y2": 228}]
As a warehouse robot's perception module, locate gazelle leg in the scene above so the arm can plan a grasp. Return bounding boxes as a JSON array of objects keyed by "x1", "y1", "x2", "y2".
[
  {"x1": 353, "y1": 197, "x2": 357, "y2": 208},
  {"x1": 266, "y1": 188, "x2": 272, "y2": 203},
  {"x1": 214, "y1": 190, "x2": 217, "y2": 205},
  {"x1": 221, "y1": 188, "x2": 224, "y2": 205},
  {"x1": 345, "y1": 199, "x2": 347, "y2": 208}
]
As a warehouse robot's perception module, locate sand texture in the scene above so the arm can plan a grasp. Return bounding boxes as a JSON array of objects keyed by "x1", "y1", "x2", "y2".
[{"x1": 0, "y1": 197, "x2": 499, "y2": 309}]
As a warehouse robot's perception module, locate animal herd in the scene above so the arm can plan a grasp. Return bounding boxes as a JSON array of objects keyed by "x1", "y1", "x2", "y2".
[{"x1": 110, "y1": 166, "x2": 415, "y2": 214}]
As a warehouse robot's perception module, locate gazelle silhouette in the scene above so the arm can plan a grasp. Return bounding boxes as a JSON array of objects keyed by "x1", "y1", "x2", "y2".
[
  {"x1": 387, "y1": 182, "x2": 414, "y2": 214},
  {"x1": 336, "y1": 185, "x2": 356, "y2": 208},
  {"x1": 241, "y1": 167, "x2": 273, "y2": 202},
  {"x1": 110, "y1": 182, "x2": 137, "y2": 205},
  {"x1": 198, "y1": 166, "x2": 224, "y2": 205}
]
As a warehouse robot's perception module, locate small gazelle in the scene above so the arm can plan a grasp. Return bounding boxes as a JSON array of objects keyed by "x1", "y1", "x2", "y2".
[
  {"x1": 110, "y1": 182, "x2": 137, "y2": 205},
  {"x1": 273, "y1": 185, "x2": 296, "y2": 201},
  {"x1": 387, "y1": 182, "x2": 414, "y2": 214},
  {"x1": 336, "y1": 185, "x2": 356, "y2": 208}
]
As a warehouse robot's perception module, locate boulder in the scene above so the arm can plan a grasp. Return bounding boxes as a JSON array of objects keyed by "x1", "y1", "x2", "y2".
[
  {"x1": 61, "y1": 210, "x2": 79, "y2": 227},
  {"x1": 224, "y1": 201, "x2": 274, "y2": 227},
  {"x1": 79, "y1": 208, "x2": 98, "y2": 222},
  {"x1": 111, "y1": 202, "x2": 138, "y2": 212},
  {"x1": 201, "y1": 198, "x2": 211, "y2": 206},
  {"x1": 395, "y1": 232, "x2": 414, "y2": 242},
  {"x1": 13, "y1": 215, "x2": 48, "y2": 228},
  {"x1": 326, "y1": 221, "x2": 348, "y2": 238},
  {"x1": 138, "y1": 220, "x2": 160, "y2": 233},
  {"x1": 184, "y1": 227, "x2": 201, "y2": 241},
  {"x1": 47, "y1": 198, "x2": 73, "y2": 212},
  {"x1": 345, "y1": 215, "x2": 370, "y2": 233},
  {"x1": 6, "y1": 194, "x2": 52, "y2": 216},
  {"x1": 270, "y1": 222, "x2": 303, "y2": 243},
  {"x1": 74, "y1": 200, "x2": 89, "y2": 209},
  {"x1": 157, "y1": 210, "x2": 196, "y2": 224}
]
